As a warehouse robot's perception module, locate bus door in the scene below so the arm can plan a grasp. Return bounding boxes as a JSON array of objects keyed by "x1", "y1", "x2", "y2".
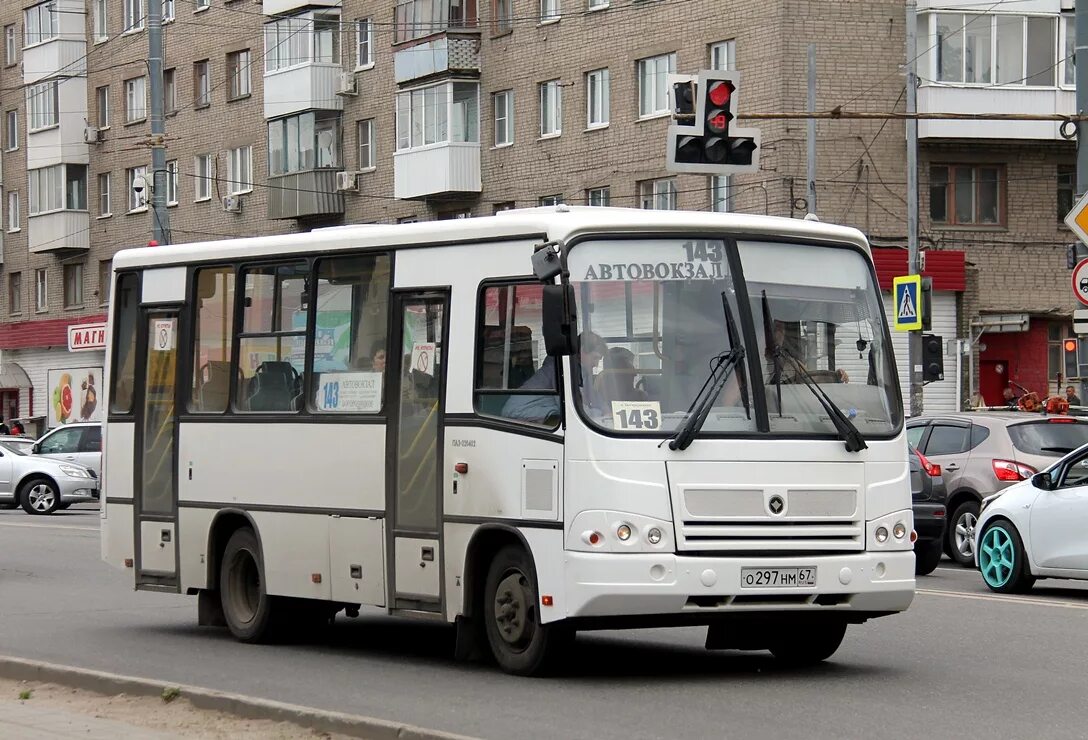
[
  {"x1": 134, "y1": 308, "x2": 182, "y2": 590},
  {"x1": 387, "y1": 291, "x2": 449, "y2": 611}
]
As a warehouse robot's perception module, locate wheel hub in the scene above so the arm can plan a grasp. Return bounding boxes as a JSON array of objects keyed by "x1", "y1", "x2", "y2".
[
  {"x1": 494, "y1": 573, "x2": 530, "y2": 645},
  {"x1": 954, "y1": 512, "x2": 977, "y2": 557}
]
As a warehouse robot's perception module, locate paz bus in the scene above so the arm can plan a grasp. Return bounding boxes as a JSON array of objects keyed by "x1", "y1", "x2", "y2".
[{"x1": 101, "y1": 206, "x2": 913, "y2": 675}]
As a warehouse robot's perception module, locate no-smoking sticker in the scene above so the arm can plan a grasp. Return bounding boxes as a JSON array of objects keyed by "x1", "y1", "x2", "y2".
[
  {"x1": 152, "y1": 319, "x2": 176, "y2": 351},
  {"x1": 411, "y1": 342, "x2": 436, "y2": 376}
]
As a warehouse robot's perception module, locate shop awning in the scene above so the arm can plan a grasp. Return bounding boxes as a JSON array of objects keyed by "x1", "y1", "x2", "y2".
[{"x1": 0, "y1": 361, "x2": 32, "y2": 389}]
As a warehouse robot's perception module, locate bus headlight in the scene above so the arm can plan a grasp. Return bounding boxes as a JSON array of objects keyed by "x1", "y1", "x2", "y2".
[
  {"x1": 893, "y1": 522, "x2": 907, "y2": 540},
  {"x1": 647, "y1": 527, "x2": 662, "y2": 545},
  {"x1": 875, "y1": 526, "x2": 889, "y2": 543},
  {"x1": 616, "y1": 524, "x2": 633, "y2": 541}
]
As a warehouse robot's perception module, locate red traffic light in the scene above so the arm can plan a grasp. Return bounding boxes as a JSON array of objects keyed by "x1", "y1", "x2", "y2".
[
  {"x1": 707, "y1": 80, "x2": 733, "y2": 107},
  {"x1": 1065, "y1": 338, "x2": 1078, "y2": 352}
]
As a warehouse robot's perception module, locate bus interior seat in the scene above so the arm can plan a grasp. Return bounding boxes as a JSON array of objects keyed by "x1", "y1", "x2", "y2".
[
  {"x1": 248, "y1": 361, "x2": 300, "y2": 412},
  {"x1": 198, "y1": 360, "x2": 232, "y2": 411},
  {"x1": 479, "y1": 325, "x2": 537, "y2": 416}
]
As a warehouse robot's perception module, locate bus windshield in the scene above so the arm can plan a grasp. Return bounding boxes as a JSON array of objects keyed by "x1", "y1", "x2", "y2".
[{"x1": 567, "y1": 237, "x2": 900, "y2": 439}]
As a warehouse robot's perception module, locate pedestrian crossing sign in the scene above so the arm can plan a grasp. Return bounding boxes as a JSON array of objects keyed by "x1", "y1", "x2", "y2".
[{"x1": 892, "y1": 275, "x2": 923, "y2": 331}]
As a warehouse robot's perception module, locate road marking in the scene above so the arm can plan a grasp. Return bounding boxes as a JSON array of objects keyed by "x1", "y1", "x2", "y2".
[
  {"x1": 0, "y1": 521, "x2": 98, "y2": 532},
  {"x1": 918, "y1": 587, "x2": 1088, "y2": 611}
]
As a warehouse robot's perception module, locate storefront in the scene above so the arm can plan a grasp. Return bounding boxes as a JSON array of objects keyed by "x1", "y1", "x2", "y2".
[
  {"x1": 977, "y1": 319, "x2": 1074, "y2": 407},
  {"x1": 872, "y1": 248, "x2": 967, "y2": 414}
]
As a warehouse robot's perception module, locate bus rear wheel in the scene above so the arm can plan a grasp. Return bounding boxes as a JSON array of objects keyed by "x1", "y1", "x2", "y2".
[
  {"x1": 483, "y1": 545, "x2": 569, "y2": 676},
  {"x1": 768, "y1": 620, "x2": 847, "y2": 666},
  {"x1": 220, "y1": 528, "x2": 277, "y2": 643}
]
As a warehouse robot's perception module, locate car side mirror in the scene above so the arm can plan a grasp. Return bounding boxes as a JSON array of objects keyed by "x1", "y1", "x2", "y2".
[
  {"x1": 31, "y1": 443, "x2": 40, "y2": 454},
  {"x1": 1031, "y1": 472, "x2": 1053, "y2": 491}
]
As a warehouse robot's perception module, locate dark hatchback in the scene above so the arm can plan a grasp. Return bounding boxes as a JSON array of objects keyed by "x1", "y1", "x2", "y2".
[{"x1": 911, "y1": 445, "x2": 947, "y2": 576}]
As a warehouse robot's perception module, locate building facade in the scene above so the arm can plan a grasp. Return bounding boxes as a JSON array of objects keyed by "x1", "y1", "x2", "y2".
[{"x1": 0, "y1": 0, "x2": 1080, "y2": 430}]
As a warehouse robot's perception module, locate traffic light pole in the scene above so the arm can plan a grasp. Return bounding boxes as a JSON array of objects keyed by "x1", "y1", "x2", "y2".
[
  {"x1": 807, "y1": 44, "x2": 817, "y2": 216},
  {"x1": 1078, "y1": 0, "x2": 1088, "y2": 199},
  {"x1": 906, "y1": 0, "x2": 923, "y2": 417},
  {"x1": 148, "y1": 0, "x2": 171, "y2": 245}
]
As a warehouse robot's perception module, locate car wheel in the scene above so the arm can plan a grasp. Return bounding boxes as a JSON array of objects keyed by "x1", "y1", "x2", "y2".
[
  {"x1": 947, "y1": 500, "x2": 980, "y2": 567},
  {"x1": 769, "y1": 621, "x2": 847, "y2": 666},
  {"x1": 915, "y1": 540, "x2": 943, "y2": 576},
  {"x1": 19, "y1": 478, "x2": 59, "y2": 515},
  {"x1": 219, "y1": 528, "x2": 279, "y2": 643},
  {"x1": 483, "y1": 545, "x2": 571, "y2": 676},
  {"x1": 978, "y1": 520, "x2": 1035, "y2": 594}
]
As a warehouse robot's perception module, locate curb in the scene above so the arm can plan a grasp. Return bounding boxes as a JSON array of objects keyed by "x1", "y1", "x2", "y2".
[{"x1": 0, "y1": 655, "x2": 475, "y2": 740}]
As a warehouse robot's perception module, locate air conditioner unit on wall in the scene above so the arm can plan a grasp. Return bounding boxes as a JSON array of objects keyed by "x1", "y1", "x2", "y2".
[
  {"x1": 83, "y1": 126, "x2": 102, "y2": 144},
  {"x1": 222, "y1": 196, "x2": 242, "y2": 213},
  {"x1": 336, "y1": 71, "x2": 357, "y2": 96},
  {"x1": 336, "y1": 171, "x2": 358, "y2": 192}
]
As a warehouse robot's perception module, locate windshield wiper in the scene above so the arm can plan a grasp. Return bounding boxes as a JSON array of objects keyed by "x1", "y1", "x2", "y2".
[
  {"x1": 667, "y1": 293, "x2": 748, "y2": 451},
  {"x1": 761, "y1": 291, "x2": 867, "y2": 453}
]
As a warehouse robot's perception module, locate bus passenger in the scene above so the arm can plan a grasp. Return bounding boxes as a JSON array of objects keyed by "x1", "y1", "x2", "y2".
[{"x1": 501, "y1": 332, "x2": 606, "y2": 423}]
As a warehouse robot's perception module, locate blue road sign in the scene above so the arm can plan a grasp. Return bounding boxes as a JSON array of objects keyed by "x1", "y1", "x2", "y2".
[{"x1": 892, "y1": 275, "x2": 922, "y2": 331}]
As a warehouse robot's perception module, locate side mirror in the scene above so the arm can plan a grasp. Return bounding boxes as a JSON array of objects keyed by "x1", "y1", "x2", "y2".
[
  {"x1": 541, "y1": 284, "x2": 575, "y2": 357},
  {"x1": 531, "y1": 244, "x2": 563, "y2": 282},
  {"x1": 1031, "y1": 472, "x2": 1053, "y2": 491},
  {"x1": 31, "y1": 443, "x2": 40, "y2": 454}
]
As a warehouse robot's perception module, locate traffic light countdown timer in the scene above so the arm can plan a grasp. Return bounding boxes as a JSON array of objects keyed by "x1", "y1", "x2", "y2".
[{"x1": 665, "y1": 70, "x2": 761, "y2": 175}]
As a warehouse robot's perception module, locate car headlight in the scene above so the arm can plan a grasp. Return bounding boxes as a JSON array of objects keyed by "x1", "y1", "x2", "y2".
[{"x1": 59, "y1": 465, "x2": 90, "y2": 479}]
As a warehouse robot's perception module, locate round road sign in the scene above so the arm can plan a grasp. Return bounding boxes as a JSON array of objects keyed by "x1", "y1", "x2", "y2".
[{"x1": 1074, "y1": 258, "x2": 1088, "y2": 306}]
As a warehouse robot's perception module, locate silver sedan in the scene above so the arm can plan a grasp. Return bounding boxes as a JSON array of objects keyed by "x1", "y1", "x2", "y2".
[{"x1": 0, "y1": 442, "x2": 98, "y2": 515}]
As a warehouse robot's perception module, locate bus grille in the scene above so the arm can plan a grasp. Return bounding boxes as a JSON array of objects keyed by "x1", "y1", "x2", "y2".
[{"x1": 677, "y1": 519, "x2": 864, "y2": 553}]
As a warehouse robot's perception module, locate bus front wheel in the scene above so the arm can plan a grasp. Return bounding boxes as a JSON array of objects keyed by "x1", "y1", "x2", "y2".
[
  {"x1": 220, "y1": 528, "x2": 277, "y2": 643},
  {"x1": 483, "y1": 545, "x2": 570, "y2": 676},
  {"x1": 768, "y1": 620, "x2": 847, "y2": 666}
]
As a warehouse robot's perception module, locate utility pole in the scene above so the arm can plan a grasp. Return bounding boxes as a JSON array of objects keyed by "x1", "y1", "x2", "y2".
[
  {"x1": 1078, "y1": 0, "x2": 1088, "y2": 199},
  {"x1": 148, "y1": 0, "x2": 170, "y2": 245},
  {"x1": 905, "y1": 0, "x2": 923, "y2": 416},
  {"x1": 807, "y1": 44, "x2": 817, "y2": 215}
]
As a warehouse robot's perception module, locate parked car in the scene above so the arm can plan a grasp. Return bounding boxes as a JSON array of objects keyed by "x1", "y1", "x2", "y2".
[
  {"x1": 910, "y1": 445, "x2": 947, "y2": 576},
  {"x1": 907, "y1": 412, "x2": 1088, "y2": 566},
  {"x1": 0, "y1": 441, "x2": 98, "y2": 515},
  {"x1": 0, "y1": 436, "x2": 35, "y2": 455},
  {"x1": 32, "y1": 422, "x2": 101, "y2": 478},
  {"x1": 975, "y1": 442, "x2": 1088, "y2": 593}
]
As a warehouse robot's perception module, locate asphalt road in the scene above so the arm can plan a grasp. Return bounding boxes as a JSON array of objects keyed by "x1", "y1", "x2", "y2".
[{"x1": 3, "y1": 505, "x2": 1088, "y2": 739}]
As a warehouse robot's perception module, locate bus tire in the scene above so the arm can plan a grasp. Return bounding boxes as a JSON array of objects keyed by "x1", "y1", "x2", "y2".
[
  {"x1": 220, "y1": 528, "x2": 277, "y2": 643},
  {"x1": 483, "y1": 545, "x2": 569, "y2": 676},
  {"x1": 768, "y1": 620, "x2": 847, "y2": 666}
]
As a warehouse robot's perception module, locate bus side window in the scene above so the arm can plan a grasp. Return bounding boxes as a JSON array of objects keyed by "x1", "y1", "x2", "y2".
[
  {"x1": 189, "y1": 267, "x2": 236, "y2": 413},
  {"x1": 109, "y1": 273, "x2": 139, "y2": 415}
]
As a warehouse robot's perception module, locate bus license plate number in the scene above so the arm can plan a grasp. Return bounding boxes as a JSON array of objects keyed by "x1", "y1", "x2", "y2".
[{"x1": 740, "y1": 567, "x2": 817, "y2": 588}]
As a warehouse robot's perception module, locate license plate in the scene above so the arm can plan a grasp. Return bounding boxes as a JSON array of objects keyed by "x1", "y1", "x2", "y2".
[{"x1": 740, "y1": 567, "x2": 817, "y2": 588}]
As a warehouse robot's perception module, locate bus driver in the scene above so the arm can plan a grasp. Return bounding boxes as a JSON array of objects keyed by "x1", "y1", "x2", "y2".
[{"x1": 501, "y1": 332, "x2": 607, "y2": 424}]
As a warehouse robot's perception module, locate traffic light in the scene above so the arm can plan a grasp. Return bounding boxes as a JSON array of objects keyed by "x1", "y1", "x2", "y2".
[
  {"x1": 666, "y1": 71, "x2": 761, "y2": 175},
  {"x1": 920, "y1": 277, "x2": 933, "y2": 332},
  {"x1": 922, "y1": 334, "x2": 944, "y2": 382},
  {"x1": 672, "y1": 81, "x2": 695, "y2": 121},
  {"x1": 1064, "y1": 337, "x2": 1079, "y2": 380}
]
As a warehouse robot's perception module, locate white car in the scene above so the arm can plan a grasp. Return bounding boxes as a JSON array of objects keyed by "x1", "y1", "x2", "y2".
[
  {"x1": 975, "y1": 443, "x2": 1088, "y2": 593},
  {"x1": 33, "y1": 422, "x2": 101, "y2": 478}
]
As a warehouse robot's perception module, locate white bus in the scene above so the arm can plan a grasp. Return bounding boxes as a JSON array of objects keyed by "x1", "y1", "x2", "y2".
[{"x1": 101, "y1": 207, "x2": 913, "y2": 675}]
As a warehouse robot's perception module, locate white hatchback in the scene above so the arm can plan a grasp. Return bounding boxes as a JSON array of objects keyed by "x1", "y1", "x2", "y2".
[{"x1": 975, "y1": 443, "x2": 1088, "y2": 593}]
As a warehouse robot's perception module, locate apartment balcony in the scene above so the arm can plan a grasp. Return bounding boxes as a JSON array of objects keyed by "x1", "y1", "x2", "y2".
[
  {"x1": 394, "y1": 34, "x2": 481, "y2": 84},
  {"x1": 264, "y1": 63, "x2": 343, "y2": 120},
  {"x1": 23, "y1": 38, "x2": 86, "y2": 85},
  {"x1": 394, "y1": 143, "x2": 481, "y2": 200},
  {"x1": 262, "y1": 0, "x2": 340, "y2": 14},
  {"x1": 918, "y1": 85, "x2": 1074, "y2": 140},
  {"x1": 28, "y1": 211, "x2": 89, "y2": 254},
  {"x1": 267, "y1": 170, "x2": 345, "y2": 220}
]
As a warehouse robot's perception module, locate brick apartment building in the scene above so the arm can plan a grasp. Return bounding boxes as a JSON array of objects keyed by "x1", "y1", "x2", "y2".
[{"x1": 0, "y1": 0, "x2": 1079, "y2": 432}]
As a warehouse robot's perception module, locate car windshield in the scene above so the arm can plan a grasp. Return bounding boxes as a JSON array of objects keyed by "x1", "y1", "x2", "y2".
[
  {"x1": 0, "y1": 442, "x2": 27, "y2": 456},
  {"x1": 566, "y1": 237, "x2": 900, "y2": 438},
  {"x1": 1007, "y1": 420, "x2": 1088, "y2": 457}
]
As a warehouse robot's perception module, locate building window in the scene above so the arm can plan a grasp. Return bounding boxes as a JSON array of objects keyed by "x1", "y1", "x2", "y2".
[
  {"x1": 639, "y1": 178, "x2": 677, "y2": 210},
  {"x1": 637, "y1": 53, "x2": 677, "y2": 117},
  {"x1": 538, "y1": 194, "x2": 563, "y2": 206},
  {"x1": 585, "y1": 68, "x2": 609, "y2": 128},
  {"x1": 163, "y1": 0, "x2": 175, "y2": 22},
  {"x1": 357, "y1": 119, "x2": 374, "y2": 169},
  {"x1": 356, "y1": 19, "x2": 373, "y2": 68},
  {"x1": 588, "y1": 0, "x2": 607, "y2": 8},
  {"x1": 35, "y1": 269, "x2": 47, "y2": 312},
  {"x1": 194, "y1": 60, "x2": 210, "y2": 107},
  {"x1": 710, "y1": 175, "x2": 730, "y2": 212},
  {"x1": 539, "y1": 80, "x2": 562, "y2": 137},
  {"x1": 123, "y1": 0, "x2": 144, "y2": 32},
  {"x1": 1058, "y1": 165, "x2": 1075, "y2": 223},
  {"x1": 4, "y1": 110, "x2": 16, "y2": 151},
  {"x1": 1062, "y1": 15, "x2": 1075, "y2": 87},
  {"x1": 492, "y1": 0, "x2": 512, "y2": 34},
  {"x1": 95, "y1": 86, "x2": 109, "y2": 128},
  {"x1": 586, "y1": 187, "x2": 610, "y2": 206},
  {"x1": 264, "y1": 10, "x2": 341, "y2": 72},
  {"x1": 166, "y1": 160, "x2": 179, "y2": 205},
  {"x1": 64, "y1": 264, "x2": 84, "y2": 309},
  {"x1": 268, "y1": 112, "x2": 342, "y2": 175},
  {"x1": 493, "y1": 90, "x2": 513, "y2": 146},
  {"x1": 709, "y1": 39, "x2": 735, "y2": 70},
  {"x1": 541, "y1": 0, "x2": 559, "y2": 22},
  {"x1": 29, "y1": 165, "x2": 85, "y2": 214},
  {"x1": 26, "y1": 81, "x2": 59, "y2": 131},
  {"x1": 7, "y1": 192, "x2": 19, "y2": 231},
  {"x1": 66, "y1": 165, "x2": 88, "y2": 210},
  {"x1": 98, "y1": 173, "x2": 111, "y2": 216},
  {"x1": 228, "y1": 146, "x2": 253, "y2": 194},
  {"x1": 24, "y1": 2, "x2": 59, "y2": 46},
  {"x1": 99, "y1": 260, "x2": 112, "y2": 304},
  {"x1": 195, "y1": 0, "x2": 210, "y2": 8},
  {"x1": 93, "y1": 0, "x2": 108, "y2": 40},
  {"x1": 163, "y1": 69, "x2": 177, "y2": 114},
  {"x1": 4, "y1": 25, "x2": 16, "y2": 64},
  {"x1": 8, "y1": 273, "x2": 21, "y2": 314},
  {"x1": 194, "y1": 155, "x2": 212, "y2": 201},
  {"x1": 395, "y1": 82, "x2": 479, "y2": 150},
  {"x1": 124, "y1": 77, "x2": 147, "y2": 122},
  {"x1": 127, "y1": 165, "x2": 148, "y2": 211},
  {"x1": 929, "y1": 164, "x2": 1004, "y2": 226},
  {"x1": 935, "y1": 13, "x2": 1056, "y2": 86},
  {"x1": 394, "y1": 0, "x2": 476, "y2": 43},
  {"x1": 493, "y1": 201, "x2": 515, "y2": 213},
  {"x1": 227, "y1": 50, "x2": 251, "y2": 100}
]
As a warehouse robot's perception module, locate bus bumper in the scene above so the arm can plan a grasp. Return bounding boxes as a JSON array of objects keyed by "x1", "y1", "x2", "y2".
[{"x1": 563, "y1": 550, "x2": 914, "y2": 620}]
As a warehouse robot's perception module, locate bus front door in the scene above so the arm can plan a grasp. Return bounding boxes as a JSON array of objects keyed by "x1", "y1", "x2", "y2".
[
  {"x1": 134, "y1": 309, "x2": 181, "y2": 591},
  {"x1": 387, "y1": 291, "x2": 448, "y2": 612}
]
